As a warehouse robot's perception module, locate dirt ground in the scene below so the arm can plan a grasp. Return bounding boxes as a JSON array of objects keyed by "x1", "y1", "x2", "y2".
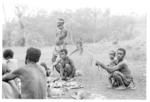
[{"x1": 3, "y1": 40, "x2": 146, "y2": 99}]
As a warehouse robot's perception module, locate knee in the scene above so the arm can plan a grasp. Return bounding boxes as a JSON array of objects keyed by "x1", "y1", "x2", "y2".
[
  {"x1": 55, "y1": 63, "x2": 63, "y2": 71},
  {"x1": 56, "y1": 63, "x2": 63, "y2": 70},
  {"x1": 109, "y1": 75, "x2": 113, "y2": 80},
  {"x1": 65, "y1": 64, "x2": 71, "y2": 68},
  {"x1": 112, "y1": 71, "x2": 121, "y2": 79},
  {"x1": 112, "y1": 71, "x2": 120, "y2": 76},
  {"x1": 65, "y1": 64, "x2": 72, "y2": 72}
]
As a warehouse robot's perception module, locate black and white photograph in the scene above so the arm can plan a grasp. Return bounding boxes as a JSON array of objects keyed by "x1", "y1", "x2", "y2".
[{"x1": 1, "y1": 0, "x2": 148, "y2": 100}]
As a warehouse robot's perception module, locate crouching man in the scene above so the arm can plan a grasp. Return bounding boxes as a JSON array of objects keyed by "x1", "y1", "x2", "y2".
[
  {"x1": 3, "y1": 47, "x2": 47, "y2": 99},
  {"x1": 96, "y1": 48, "x2": 135, "y2": 89},
  {"x1": 53, "y1": 49, "x2": 76, "y2": 81}
]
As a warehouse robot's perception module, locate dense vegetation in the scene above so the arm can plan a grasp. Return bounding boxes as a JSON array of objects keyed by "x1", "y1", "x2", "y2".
[{"x1": 3, "y1": 8, "x2": 146, "y2": 47}]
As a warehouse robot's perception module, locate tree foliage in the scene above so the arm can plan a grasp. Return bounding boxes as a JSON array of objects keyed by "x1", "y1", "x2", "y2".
[{"x1": 3, "y1": 8, "x2": 146, "y2": 47}]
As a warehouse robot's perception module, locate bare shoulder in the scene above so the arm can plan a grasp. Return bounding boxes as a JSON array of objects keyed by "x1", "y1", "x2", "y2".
[
  {"x1": 13, "y1": 66, "x2": 27, "y2": 74},
  {"x1": 122, "y1": 59, "x2": 128, "y2": 64},
  {"x1": 67, "y1": 56, "x2": 73, "y2": 62},
  {"x1": 68, "y1": 57, "x2": 75, "y2": 66},
  {"x1": 37, "y1": 64, "x2": 46, "y2": 76},
  {"x1": 118, "y1": 59, "x2": 128, "y2": 66}
]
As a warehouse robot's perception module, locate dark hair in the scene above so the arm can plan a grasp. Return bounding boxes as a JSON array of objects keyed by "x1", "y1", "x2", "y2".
[
  {"x1": 110, "y1": 50, "x2": 116, "y2": 55},
  {"x1": 57, "y1": 18, "x2": 65, "y2": 26},
  {"x1": 60, "y1": 49, "x2": 68, "y2": 55},
  {"x1": 25, "y1": 47, "x2": 41, "y2": 63},
  {"x1": 58, "y1": 18, "x2": 64, "y2": 22},
  {"x1": 117, "y1": 48, "x2": 126, "y2": 56},
  {"x1": 3, "y1": 49, "x2": 14, "y2": 59}
]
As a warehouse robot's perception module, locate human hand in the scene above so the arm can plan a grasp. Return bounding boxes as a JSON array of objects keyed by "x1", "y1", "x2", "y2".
[
  {"x1": 95, "y1": 61, "x2": 102, "y2": 66},
  {"x1": 46, "y1": 69, "x2": 51, "y2": 77}
]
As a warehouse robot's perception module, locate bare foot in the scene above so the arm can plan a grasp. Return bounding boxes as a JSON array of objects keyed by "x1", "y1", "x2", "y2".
[
  {"x1": 107, "y1": 85, "x2": 114, "y2": 89},
  {"x1": 115, "y1": 86, "x2": 126, "y2": 90}
]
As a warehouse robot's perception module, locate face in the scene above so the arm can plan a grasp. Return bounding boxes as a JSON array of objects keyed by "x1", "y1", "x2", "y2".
[
  {"x1": 60, "y1": 51, "x2": 66, "y2": 59},
  {"x1": 57, "y1": 25, "x2": 64, "y2": 30},
  {"x1": 116, "y1": 50, "x2": 124, "y2": 60}
]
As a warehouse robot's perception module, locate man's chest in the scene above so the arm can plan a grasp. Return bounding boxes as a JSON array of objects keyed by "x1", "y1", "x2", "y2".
[
  {"x1": 56, "y1": 29, "x2": 66, "y2": 36},
  {"x1": 60, "y1": 58, "x2": 70, "y2": 65}
]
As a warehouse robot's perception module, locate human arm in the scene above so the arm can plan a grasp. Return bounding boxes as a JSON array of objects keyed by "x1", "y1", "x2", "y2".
[
  {"x1": 2, "y1": 68, "x2": 21, "y2": 82},
  {"x1": 59, "y1": 30, "x2": 67, "y2": 40},
  {"x1": 95, "y1": 61, "x2": 112, "y2": 73},
  {"x1": 52, "y1": 56, "x2": 61, "y2": 67},
  {"x1": 69, "y1": 58, "x2": 76, "y2": 77},
  {"x1": 110, "y1": 61, "x2": 127, "y2": 72},
  {"x1": 40, "y1": 62, "x2": 49, "y2": 71},
  {"x1": 69, "y1": 58, "x2": 75, "y2": 70},
  {"x1": 40, "y1": 62, "x2": 51, "y2": 77},
  {"x1": 2, "y1": 64, "x2": 11, "y2": 75},
  {"x1": 96, "y1": 60, "x2": 126, "y2": 73}
]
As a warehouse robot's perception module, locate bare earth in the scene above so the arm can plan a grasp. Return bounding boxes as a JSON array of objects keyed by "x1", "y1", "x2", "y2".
[{"x1": 4, "y1": 40, "x2": 146, "y2": 99}]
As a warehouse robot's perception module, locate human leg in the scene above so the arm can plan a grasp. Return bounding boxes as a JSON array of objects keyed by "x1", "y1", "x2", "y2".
[
  {"x1": 112, "y1": 71, "x2": 124, "y2": 87},
  {"x1": 113, "y1": 71, "x2": 132, "y2": 88},
  {"x1": 55, "y1": 63, "x2": 65, "y2": 80}
]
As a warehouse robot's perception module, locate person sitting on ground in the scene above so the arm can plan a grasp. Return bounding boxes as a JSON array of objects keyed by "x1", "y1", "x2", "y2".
[
  {"x1": 96, "y1": 48, "x2": 135, "y2": 89},
  {"x1": 2, "y1": 54, "x2": 20, "y2": 99},
  {"x1": 3, "y1": 47, "x2": 47, "y2": 99},
  {"x1": 53, "y1": 49, "x2": 76, "y2": 81},
  {"x1": 3, "y1": 49, "x2": 21, "y2": 92},
  {"x1": 3, "y1": 49, "x2": 18, "y2": 72},
  {"x1": 96, "y1": 50, "x2": 118, "y2": 88},
  {"x1": 106, "y1": 50, "x2": 118, "y2": 87},
  {"x1": 2, "y1": 64, "x2": 20, "y2": 99}
]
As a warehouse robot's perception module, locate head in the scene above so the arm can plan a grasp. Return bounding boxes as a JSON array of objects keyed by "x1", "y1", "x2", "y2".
[
  {"x1": 25, "y1": 47, "x2": 41, "y2": 64},
  {"x1": 116, "y1": 48, "x2": 126, "y2": 61},
  {"x1": 109, "y1": 50, "x2": 116, "y2": 60},
  {"x1": 59, "y1": 49, "x2": 68, "y2": 59},
  {"x1": 57, "y1": 18, "x2": 64, "y2": 28},
  {"x1": 3, "y1": 49, "x2": 14, "y2": 60},
  {"x1": 57, "y1": 25, "x2": 64, "y2": 30}
]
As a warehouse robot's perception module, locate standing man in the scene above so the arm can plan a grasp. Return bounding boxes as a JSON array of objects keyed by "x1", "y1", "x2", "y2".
[{"x1": 52, "y1": 18, "x2": 68, "y2": 63}]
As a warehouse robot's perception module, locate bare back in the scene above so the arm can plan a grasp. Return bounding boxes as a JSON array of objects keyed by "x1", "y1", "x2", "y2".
[{"x1": 14, "y1": 64, "x2": 47, "y2": 99}]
